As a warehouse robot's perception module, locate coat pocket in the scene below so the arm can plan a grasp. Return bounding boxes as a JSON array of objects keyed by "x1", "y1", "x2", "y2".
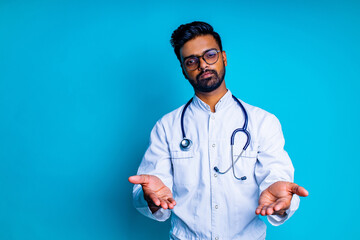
[
  {"x1": 233, "y1": 147, "x2": 258, "y2": 184},
  {"x1": 170, "y1": 147, "x2": 197, "y2": 187}
]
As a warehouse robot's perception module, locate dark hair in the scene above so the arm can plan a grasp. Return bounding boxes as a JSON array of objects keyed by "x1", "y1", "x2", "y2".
[{"x1": 170, "y1": 21, "x2": 223, "y2": 62}]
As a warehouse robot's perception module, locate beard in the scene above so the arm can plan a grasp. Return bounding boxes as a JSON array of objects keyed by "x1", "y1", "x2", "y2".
[{"x1": 187, "y1": 67, "x2": 226, "y2": 93}]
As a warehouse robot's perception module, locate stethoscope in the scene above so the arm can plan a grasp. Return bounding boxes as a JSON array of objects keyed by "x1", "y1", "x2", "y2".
[{"x1": 180, "y1": 95, "x2": 251, "y2": 181}]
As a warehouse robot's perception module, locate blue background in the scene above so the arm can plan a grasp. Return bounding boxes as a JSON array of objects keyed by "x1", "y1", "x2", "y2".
[{"x1": 1, "y1": 0, "x2": 359, "y2": 239}]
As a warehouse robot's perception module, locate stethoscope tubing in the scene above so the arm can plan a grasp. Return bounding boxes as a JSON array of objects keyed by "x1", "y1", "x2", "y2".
[
  {"x1": 230, "y1": 95, "x2": 250, "y2": 150},
  {"x1": 181, "y1": 98, "x2": 193, "y2": 140},
  {"x1": 181, "y1": 95, "x2": 250, "y2": 148}
]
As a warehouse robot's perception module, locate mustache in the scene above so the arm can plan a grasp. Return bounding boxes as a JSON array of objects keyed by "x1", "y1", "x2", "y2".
[{"x1": 196, "y1": 69, "x2": 218, "y2": 81}]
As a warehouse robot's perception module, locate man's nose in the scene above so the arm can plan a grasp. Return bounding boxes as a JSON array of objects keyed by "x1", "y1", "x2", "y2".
[{"x1": 198, "y1": 57, "x2": 209, "y2": 70}]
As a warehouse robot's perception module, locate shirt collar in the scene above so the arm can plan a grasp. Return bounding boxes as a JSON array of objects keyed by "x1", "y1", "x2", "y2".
[{"x1": 192, "y1": 89, "x2": 233, "y2": 112}]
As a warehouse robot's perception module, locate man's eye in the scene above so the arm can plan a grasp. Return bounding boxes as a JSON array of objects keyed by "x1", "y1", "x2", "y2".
[
  {"x1": 206, "y1": 51, "x2": 217, "y2": 58},
  {"x1": 185, "y1": 58, "x2": 197, "y2": 66}
]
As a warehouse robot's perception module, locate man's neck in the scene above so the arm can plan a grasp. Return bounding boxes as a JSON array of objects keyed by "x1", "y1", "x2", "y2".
[{"x1": 195, "y1": 82, "x2": 228, "y2": 113}]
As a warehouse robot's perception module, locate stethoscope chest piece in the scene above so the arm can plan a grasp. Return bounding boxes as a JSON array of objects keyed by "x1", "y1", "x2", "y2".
[{"x1": 180, "y1": 138, "x2": 192, "y2": 151}]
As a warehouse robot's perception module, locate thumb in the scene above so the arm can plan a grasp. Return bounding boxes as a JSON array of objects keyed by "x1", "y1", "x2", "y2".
[
  {"x1": 289, "y1": 183, "x2": 309, "y2": 197},
  {"x1": 128, "y1": 175, "x2": 149, "y2": 185}
]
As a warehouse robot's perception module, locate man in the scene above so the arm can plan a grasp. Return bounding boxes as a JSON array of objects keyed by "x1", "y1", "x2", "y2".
[{"x1": 129, "y1": 21, "x2": 308, "y2": 239}]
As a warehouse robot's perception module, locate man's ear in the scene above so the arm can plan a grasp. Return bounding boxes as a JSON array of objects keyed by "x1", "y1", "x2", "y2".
[{"x1": 222, "y1": 51, "x2": 227, "y2": 67}]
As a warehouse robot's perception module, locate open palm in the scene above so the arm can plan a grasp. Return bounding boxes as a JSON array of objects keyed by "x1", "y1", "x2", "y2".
[
  {"x1": 256, "y1": 181, "x2": 308, "y2": 216},
  {"x1": 129, "y1": 174, "x2": 176, "y2": 213}
]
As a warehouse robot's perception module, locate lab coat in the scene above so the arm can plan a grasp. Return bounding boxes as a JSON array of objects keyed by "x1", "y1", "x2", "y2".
[{"x1": 133, "y1": 90, "x2": 300, "y2": 240}]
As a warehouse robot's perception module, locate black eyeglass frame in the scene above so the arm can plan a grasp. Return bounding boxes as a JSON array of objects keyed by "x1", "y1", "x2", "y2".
[{"x1": 181, "y1": 48, "x2": 222, "y2": 71}]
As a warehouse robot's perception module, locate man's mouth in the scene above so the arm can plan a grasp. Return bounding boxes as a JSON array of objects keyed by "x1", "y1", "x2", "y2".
[{"x1": 199, "y1": 71, "x2": 214, "y2": 79}]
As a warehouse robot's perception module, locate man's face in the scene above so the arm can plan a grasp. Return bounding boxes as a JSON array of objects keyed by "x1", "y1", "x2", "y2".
[{"x1": 180, "y1": 34, "x2": 227, "y2": 93}]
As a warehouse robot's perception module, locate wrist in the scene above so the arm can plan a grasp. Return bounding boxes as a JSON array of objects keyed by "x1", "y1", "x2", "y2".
[
  {"x1": 276, "y1": 211, "x2": 287, "y2": 217},
  {"x1": 149, "y1": 205, "x2": 161, "y2": 214}
]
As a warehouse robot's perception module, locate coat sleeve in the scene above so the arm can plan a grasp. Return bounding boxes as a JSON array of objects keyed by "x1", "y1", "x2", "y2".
[
  {"x1": 254, "y1": 113, "x2": 300, "y2": 226},
  {"x1": 132, "y1": 119, "x2": 173, "y2": 222}
]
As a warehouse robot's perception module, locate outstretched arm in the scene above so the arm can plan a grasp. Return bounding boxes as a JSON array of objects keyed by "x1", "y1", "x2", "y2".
[
  {"x1": 131, "y1": 119, "x2": 174, "y2": 221},
  {"x1": 254, "y1": 113, "x2": 306, "y2": 224}
]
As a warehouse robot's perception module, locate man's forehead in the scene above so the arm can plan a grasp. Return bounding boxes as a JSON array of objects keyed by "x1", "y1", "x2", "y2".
[{"x1": 180, "y1": 35, "x2": 219, "y2": 58}]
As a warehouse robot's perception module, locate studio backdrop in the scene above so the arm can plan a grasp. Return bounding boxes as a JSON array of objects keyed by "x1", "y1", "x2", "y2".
[{"x1": 1, "y1": 0, "x2": 359, "y2": 239}]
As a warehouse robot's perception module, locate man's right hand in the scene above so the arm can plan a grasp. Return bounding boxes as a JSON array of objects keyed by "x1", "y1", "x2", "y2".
[{"x1": 128, "y1": 174, "x2": 176, "y2": 213}]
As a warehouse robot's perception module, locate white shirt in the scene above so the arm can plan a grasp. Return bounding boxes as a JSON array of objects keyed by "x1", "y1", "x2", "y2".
[{"x1": 133, "y1": 90, "x2": 300, "y2": 240}]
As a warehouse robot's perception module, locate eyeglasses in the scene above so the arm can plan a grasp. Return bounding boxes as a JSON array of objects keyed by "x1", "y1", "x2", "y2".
[{"x1": 182, "y1": 48, "x2": 221, "y2": 71}]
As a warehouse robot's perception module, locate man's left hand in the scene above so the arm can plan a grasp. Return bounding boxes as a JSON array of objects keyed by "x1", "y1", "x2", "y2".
[{"x1": 255, "y1": 181, "x2": 309, "y2": 216}]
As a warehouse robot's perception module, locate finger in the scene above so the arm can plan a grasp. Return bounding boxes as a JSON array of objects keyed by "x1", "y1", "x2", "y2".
[
  {"x1": 266, "y1": 208, "x2": 274, "y2": 216},
  {"x1": 261, "y1": 205, "x2": 269, "y2": 216},
  {"x1": 128, "y1": 175, "x2": 149, "y2": 185},
  {"x1": 159, "y1": 199, "x2": 169, "y2": 209},
  {"x1": 255, "y1": 204, "x2": 265, "y2": 215},
  {"x1": 261, "y1": 204, "x2": 276, "y2": 216},
  {"x1": 147, "y1": 192, "x2": 161, "y2": 206},
  {"x1": 162, "y1": 199, "x2": 176, "y2": 209},
  {"x1": 290, "y1": 183, "x2": 309, "y2": 197},
  {"x1": 273, "y1": 200, "x2": 287, "y2": 212},
  {"x1": 167, "y1": 198, "x2": 176, "y2": 209},
  {"x1": 261, "y1": 206, "x2": 273, "y2": 216},
  {"x1": 168, "y1": 198, "x2": 177, "y2": 207},
  {"x1": 265, "y1": 203, "x2": 276, "y2": 215}
]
